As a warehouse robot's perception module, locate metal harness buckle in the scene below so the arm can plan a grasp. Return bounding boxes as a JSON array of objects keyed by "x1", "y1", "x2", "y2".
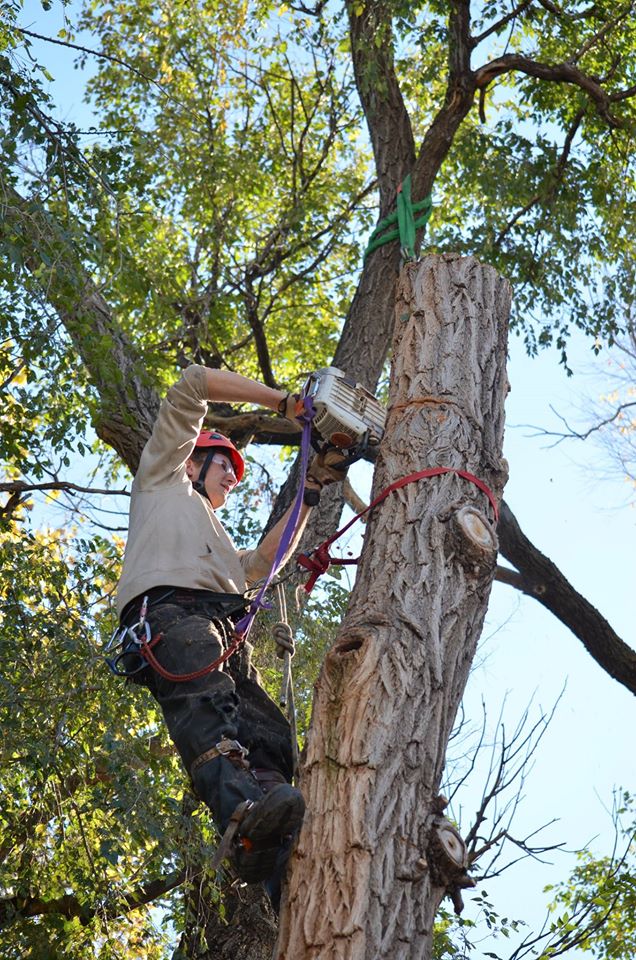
[{"x1": 190, "y1": 738, "x2": 250, "y2": 778}]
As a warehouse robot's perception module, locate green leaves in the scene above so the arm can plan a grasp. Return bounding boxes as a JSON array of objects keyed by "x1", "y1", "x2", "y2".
[
  {"x1": 542, "y1": 793, "x2": 636, "y2": 959},
  {"x1": 0, "y1": 528, "x2": 179, "y2": 956},
  {"x1": 51, "y1": 0, "x2": 372, "y2": 388}
]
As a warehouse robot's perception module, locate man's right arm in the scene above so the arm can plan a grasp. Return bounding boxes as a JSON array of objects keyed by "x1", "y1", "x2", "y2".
[
  {"x1": 136, "y1": 365, "x2": 299, "y2": 490},
  {"x1": 136, "y1": 365, "x2": 209, "y2": 490}
]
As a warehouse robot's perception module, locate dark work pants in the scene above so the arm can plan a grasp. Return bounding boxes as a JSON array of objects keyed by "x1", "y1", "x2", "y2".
[{"x1": 124, "y1": 599, "x2": 294, "y2": 833}]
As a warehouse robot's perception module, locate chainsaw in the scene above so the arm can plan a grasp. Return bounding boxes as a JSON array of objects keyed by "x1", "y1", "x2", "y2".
[{"x1": 303, "y1": 366, "x2": 386, "y2": 461}]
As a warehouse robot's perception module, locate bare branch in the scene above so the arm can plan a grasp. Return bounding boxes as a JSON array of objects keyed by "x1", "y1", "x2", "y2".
[
  {"x1": 495, "y1": 564, "x2": 526, "y2": 590},
  {"x1": 498, "y1": 500, "x2": 636, "y2": 694},
  {"x1": 518, "y1": 400, "x2": 636, "y2": 445},
  {"x1": 0, "y1": 480, "x2": 130, "y2": 498},
  {"x1": 474, "y1": 54, "x2": 625, "y2": 127},
  {"x1": 471, "y1": 825, "x2": 564, "y2": 871},
  {"x1": 455, "y1": 694, "x2": 565, "y2": 885},
  {"x1": 463, "y1": 702, "x2": 553, "y2": 853},
  {"x1": 445, "y1": 700, "x2": 489, "y2": 803},
  {"x1": 472, "y1": 0, "x2": 534, "y2": 48}
]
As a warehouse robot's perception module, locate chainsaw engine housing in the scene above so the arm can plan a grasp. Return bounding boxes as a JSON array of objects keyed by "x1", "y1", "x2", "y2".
[{"x1": 304, "y1": 367, "x2": 386, "y2": 449}]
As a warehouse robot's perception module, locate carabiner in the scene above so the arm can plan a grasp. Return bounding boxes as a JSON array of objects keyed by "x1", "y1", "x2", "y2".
[{"x1": 105, "y1": 621, "x2": 152, "y2": 677}]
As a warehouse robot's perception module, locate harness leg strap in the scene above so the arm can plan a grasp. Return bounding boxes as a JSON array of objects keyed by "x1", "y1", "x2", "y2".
[{"x1": 190, "y1": 737, "x2": 251, "y2": 779}]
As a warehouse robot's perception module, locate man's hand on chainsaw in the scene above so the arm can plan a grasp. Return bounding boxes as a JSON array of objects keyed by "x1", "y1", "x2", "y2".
[
  {"x1": 277, "y1": 392, "x2": 304, "y2": 423},
  {"x1": 307, "y1": 447, "x2": 349, "y2": 488}
]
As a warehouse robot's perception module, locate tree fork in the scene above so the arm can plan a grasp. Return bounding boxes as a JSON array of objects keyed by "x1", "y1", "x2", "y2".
[{"x1": 277, "y1": 254, "x2": 510, "y2": 960}]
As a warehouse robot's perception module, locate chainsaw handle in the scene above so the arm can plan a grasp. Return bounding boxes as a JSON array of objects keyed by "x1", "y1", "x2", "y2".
[{"x1": 312, "y1": 433, "x2": 371, "y2": 469}]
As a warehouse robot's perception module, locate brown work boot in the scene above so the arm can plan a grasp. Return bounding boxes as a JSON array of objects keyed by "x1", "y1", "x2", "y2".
[{"x1": 232, "y1": 783, "x2": 305, "y2": 883}]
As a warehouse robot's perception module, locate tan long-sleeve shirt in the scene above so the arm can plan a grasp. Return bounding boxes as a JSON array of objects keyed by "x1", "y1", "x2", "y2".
[{"x1": 116, "y1": 365, "x2": 271, "y2": 615}]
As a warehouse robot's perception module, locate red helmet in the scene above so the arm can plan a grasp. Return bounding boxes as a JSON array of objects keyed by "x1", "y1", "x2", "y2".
[{"x1": 194, "y1": 431, "x2": 245, "y2": 482}]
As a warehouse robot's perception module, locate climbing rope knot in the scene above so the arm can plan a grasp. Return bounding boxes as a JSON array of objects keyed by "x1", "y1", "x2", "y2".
[{"x1": 272, "y1": 621, "x2": 295, "y2": 659}]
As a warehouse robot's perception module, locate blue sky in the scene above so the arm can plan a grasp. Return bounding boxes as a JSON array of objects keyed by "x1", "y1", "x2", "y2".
[{"x1": 10, "y1": 1, "x2": 636, "y2": 954}]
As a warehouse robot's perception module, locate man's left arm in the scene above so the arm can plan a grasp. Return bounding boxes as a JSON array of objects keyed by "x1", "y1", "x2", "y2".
[
  {"x1": 255, "y1": 480, "x2": 321, "y2": 568},
  {"x1": 255, "y1": 448, "x2": 349, "y2": 568}
]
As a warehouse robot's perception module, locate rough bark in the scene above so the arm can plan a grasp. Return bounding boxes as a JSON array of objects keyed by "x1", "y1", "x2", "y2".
[
  {"x1": 197, "y1": 882, "x2": 278, "y2": 960},
  {"x1": 277, "y1": 254, "x2": 510, "y2": 959}
]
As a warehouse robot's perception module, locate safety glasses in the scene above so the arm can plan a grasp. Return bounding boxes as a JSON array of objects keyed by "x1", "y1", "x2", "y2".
[{"x1": 210, "y1": 452, "x2": 238, "y2": 483}]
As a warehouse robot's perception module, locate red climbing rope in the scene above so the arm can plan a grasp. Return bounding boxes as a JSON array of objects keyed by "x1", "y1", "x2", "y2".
[
  {"x1": 298, "y1": 466, "x2": 499, "y2": 592},
  {"x1": 139, "y1": 629, "x2": 247, "y2": 683}
]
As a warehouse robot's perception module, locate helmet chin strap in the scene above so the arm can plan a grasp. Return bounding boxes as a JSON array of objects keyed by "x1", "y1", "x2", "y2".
[{"x1": 192, "y1": 450, "x2": 216, "y2": 502}]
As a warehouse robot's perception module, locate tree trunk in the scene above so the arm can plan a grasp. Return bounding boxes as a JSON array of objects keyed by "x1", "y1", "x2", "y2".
[
  {"x1": 2, "y1": 184, "x2": 159, "y2": 471},
  {"x1": 195, "y1": 882, "x2": 277, "y2": 960},
  {"x1": 277, "y1": 254, "x2": 510, "y2": 959}
]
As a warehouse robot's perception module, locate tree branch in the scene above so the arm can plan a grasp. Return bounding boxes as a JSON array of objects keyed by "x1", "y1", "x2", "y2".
[
  {"x1": 534, "y1": 0, "x2": 601, "y2": 18},
  {"x1": 290, "y1": 474, "x2": 636, "y2": 697},
  {"x1": 472, "y1": 0, "x2": 534, "y2": 48},
  {"x1": 411, "y1": 1, "x2": 477, "y2": 206},
  {"x1": 474, "y1": 54, "x2": 624, "y2": 127},
  {"x1": 0, "y1": 481, "x2": 130, "y2": 497},
  {"x1": 243, "y1": 278, "x2": 278, "y2": 388},
  {"x1": 492, "y1": 107, "x2": 584, "y2": 248},
  {"x1": 1, "y1": 185, "x2": 159, "y2": 472},
  {"x1": 16, "y1": 26, "x2": 165, "y2": 94},
  {"x1": 347, "y1": 0, "x2": 416, "y2": 213},
  {"x1": 498, "y1": 499, "x2": 636, "y2": 695},
  {"x1": 0, "y1": 869, "x2": 185, "y2": 927},
  {"x1": 518, "y1": 400, "x2": 636, "y2": 445},
  {"x1": 570, "y1": 4, "x2": 634, "y2": 66}
]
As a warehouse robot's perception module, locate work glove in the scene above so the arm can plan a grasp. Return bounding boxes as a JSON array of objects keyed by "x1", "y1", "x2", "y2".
[
  {"x1": 272, "y1": 622, "x2": 295, "y2": 659},
  {"x1": 306, "y1": 447, "x2": 349, "y2": 488},
  {"x1": 277, "y1": 392, "x2": 304, "y2": 423}
]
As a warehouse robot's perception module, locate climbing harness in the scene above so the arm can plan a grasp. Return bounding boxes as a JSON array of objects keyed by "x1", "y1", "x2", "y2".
[
  {"x1": 364, "y1": 174, "x2": 433, "y2": 262},
  {"x1": 298, "y1": 466, "x2": 499, "y2": 593},
  {"x1": 105, "y1": 590, "x2": 246, "y2": 681}
]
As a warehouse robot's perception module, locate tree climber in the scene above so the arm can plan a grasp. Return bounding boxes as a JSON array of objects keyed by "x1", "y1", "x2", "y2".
[{"x1": 114, "y1": 364, "x2": 345, "y2": 910}]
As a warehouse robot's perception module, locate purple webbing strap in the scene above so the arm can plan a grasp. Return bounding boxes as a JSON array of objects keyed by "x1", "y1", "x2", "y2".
[{"x1": 233, "y1": 396, "x2": 315, "y2": 639}]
